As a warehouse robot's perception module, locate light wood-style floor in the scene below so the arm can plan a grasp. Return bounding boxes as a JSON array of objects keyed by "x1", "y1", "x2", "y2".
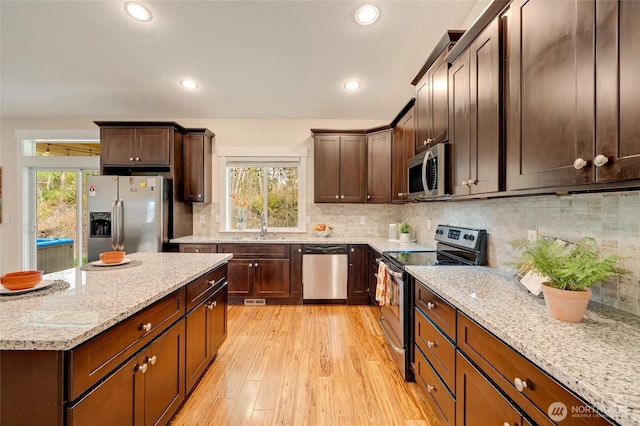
[{"x1": 170, "y1": 304, "x2": 434, "y2": 426}]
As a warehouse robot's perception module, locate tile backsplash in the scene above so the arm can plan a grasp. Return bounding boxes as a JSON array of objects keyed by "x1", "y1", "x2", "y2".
[{"x1": 193, "y1": 191, "x2": 640, "y2": 315}]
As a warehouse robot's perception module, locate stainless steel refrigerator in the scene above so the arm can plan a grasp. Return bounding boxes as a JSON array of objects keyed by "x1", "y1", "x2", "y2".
[{"x1": 87, "y1": 175, "x2": 169, "y2": 262}]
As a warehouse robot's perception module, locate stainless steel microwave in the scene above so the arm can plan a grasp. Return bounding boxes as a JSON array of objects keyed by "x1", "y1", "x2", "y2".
[{"x1": 407, "y1": 143, "x2": 450, "y2": 200}]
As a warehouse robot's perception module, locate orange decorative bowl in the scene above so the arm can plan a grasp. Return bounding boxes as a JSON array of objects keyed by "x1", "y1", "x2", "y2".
[
  {"x1": 1, "y1": 270, "x2": 44, "y2": 291},
  {"x1": 100, "y1": 251, "x2": 125, "y2": 264}
]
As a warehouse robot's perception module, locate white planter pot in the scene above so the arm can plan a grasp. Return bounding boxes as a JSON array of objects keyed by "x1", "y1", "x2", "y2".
[{"x1": 399, "y1": 233, "x2": 412, "y2": 242}]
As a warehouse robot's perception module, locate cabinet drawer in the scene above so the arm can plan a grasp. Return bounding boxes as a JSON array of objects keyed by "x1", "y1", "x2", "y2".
[
  {"x1": 458, "y1": 313, "x2": 614, "y2": 426},
  {"x1": 415, "y1": 345, "x2": 455, "y2": 426},
  {"x1": 67, "y1": 290, "x2": 184, "y2": 401},
  {"x1": 415, "y1": 280, "x2": 456, "y2": 339},
  {"x1": 415, "y1": 308, "x2": 456, "y2": 394},
  {"x1": 185, "y1": 264, "x2": 227, "y2": 312},
  {"x1": 180, "y1": 244, "x2": 216, "y2": 253},
  {"x1": 218, "y1": 243, "x2": 290, "y2": 258}
]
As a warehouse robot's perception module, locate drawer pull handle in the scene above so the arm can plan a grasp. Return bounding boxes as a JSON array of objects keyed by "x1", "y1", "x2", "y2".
[
  {"x1": 136, "y1": 363, "x2": 148, "y2": 374},
  {"x1": 426, "y1": 385, "x2": 436, "y2": 393},
  {"x1": 426, "y1": 340, "x2": 436, "y2": 348},
  {"x1": 140, "y1": 323, "x2": 152, "y2": 333},
  {"x1": 146, "y1": 355, "x2": 157, "y2": 365},
  {"x1": 514, "y1": 377, "x2": 528, "y2": 392},
  {"x1": 427, "y1": 302, "x2": 436, "y2": 310}
]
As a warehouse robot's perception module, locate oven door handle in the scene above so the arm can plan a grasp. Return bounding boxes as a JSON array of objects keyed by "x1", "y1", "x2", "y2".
[
  {"x1": 376, "y1": 259, "x2": 404, "y2": 278},
  {"x1": 379, "y1": 317, "x2": 405, "y2": 355}
]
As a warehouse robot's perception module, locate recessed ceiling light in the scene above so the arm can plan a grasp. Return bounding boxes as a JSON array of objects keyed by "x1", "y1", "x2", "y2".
[
  {"x1": 180, "y1": 79, "x2": 199, "y2": 90},
  {"x1": 344, "y1": 80, "x2": 361, "y2": 91},
  {"x1": 356, "y1": 5, "x2": 379, "y2": 25},
  {"x1": 124, "y1": 2, "x2": 153, "y2": 22}
]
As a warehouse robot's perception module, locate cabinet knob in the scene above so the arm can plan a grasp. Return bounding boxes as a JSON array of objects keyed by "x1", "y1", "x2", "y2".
[
  {"x1": 341, "y1": 195, "x2": 344, "y2": 199},
  {"x1": 254, "y1": 262, "x2": 258, "y2": 267},
  {"x1": 351, "y1": 248, "x2": 355, "y2": 253},
  {"x1": 573, "y1": 158, "x2": 588, "y2": 169},
  {"x1": 249, "y1": 263, "x2": 253, "y2": 268},
  {"x1": 146, "y1": 355, "x2": 157, "y2": 365},
  {"x1": 195, "y1": 249, "x2": 200, "y2": 252},
  {"x1": 335, "y1": 195, "x2": 339, "y2": 199},
  {"x1": 426, "y1": 385, "x2": 436, "y2": 393},
  {"x1": 136, "y1": 363, "x2": 148, "y2": 374},
  {"x1": 140, "y1": 322, "x2": 152, "y2": 333},
  {"x1": 427, "y1": 340, "x2": 436, "y2": 348},
  {"x1": 213, "y1": 300, "x2": 217, "y2": 307},
  {"x1": 129, "y1": 157, "x2": 134, "y2": 162},
  {"x1": 135, "y1": 157, "x2": 140, "y2": 161},
  {"x1": 298, "y1": 248, "x2": 302, "y2": 253},
  {"x1": 503, "y1": 423, "x2": 511, "y2": 426},
  {"x1": 207, "y1": 279, "x2": 215, "y2": 286},
  {"x1": 423, "y1": 140, "x2": 428, "y2": 146},
  {"x1": 467, "y1": 179, "x2": 477, "y2": 186},
  {"x1": 198, "y1": 194, "x2": 202, "y2": 198},
  {"x1": 594, "y1": 154, "x2": 609, "y2": 167},
  {"x1": 206, "y1": 301, "x2": 214, "y2": 310},
  {"x1": 427, "y1": 302, "x2": 436, "y2": 310},
  {"x1": 514, "y1": 377, "x2": 528, "y2": 392},
  {"x1": 461, "y1": 180, "x2": 469, "y2": 187},
  {"x1": 397, "y1": 192, "x2": 406, "y2": 197},
  {"x1": 367, "y1": 195, "x2": 371, "y2": 199}
]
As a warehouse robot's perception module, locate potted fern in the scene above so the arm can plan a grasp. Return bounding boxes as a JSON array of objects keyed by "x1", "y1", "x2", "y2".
[
  {"x1": 398, "y1": 221, "x2": 413, "y2": 242},
  {"x1": 510, "y1": 237, "x2": 627, "y2": 322}
]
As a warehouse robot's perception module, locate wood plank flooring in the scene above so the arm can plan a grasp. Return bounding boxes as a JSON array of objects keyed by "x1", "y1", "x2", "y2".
[{"x1": 170, "y1": 305, "x2": 435, "y2": 426}]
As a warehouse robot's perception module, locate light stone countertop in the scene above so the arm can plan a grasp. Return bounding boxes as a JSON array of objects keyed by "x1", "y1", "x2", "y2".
[
  {"x1": 406, "y1": 266, "x2": 640, "y2": 426},
  {"x1": 0, "y1": 252, "x2": 232, "y2": 351},
  {"x1": 171, "y1": 235, "x2": 436, "y2": 254}
]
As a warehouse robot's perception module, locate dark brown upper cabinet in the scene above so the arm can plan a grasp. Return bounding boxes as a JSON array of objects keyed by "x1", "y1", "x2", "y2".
[
  {"x1": 413, "y1": 31, "x2": 464, "y2": 154},
  {"x1": 505, "y1": 0, "x2": 595, "y2": 190},
  {"x1": 312, "y1": 131, "x2": 366, "y2": 203},
  {"x1": 183, "y1": 129, "x2": 214, "y2": 203},
  {"x1": 366, "y1": 129, "x2": 392, "y2": 203},
  {"x1": 449, "y1": 18, "x2": 503, "y2": 196},
  {"x1": 391, "y1": 101, "x2": 416, "y2": 202},
  {"x1": 99, "y1": 126, "x2": 175, "y2": 168},
  {"x1": 595, "y1": 0, "x2": 640, "y2": 183}
]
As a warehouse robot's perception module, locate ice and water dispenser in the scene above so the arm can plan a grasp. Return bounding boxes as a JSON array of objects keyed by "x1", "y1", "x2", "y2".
[{"x1": 89, "y1": 212, "x2": 111, "y2": 238}]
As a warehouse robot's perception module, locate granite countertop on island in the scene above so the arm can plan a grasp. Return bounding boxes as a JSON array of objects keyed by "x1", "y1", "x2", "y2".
[
  {"x1": 406, "y1": 265, "x2": 640, "y2": 426},
  {"x1": 0, "y1": 252, "x2": 232, "y2": 351},
  {"x1": 172, "y1": 235, "x2": 436, "y2": 254}
]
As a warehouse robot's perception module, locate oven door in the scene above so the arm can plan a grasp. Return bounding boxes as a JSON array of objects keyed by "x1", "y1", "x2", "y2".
[{"x1": 378, "y1": 261, "x2": 408, "y2": 379}]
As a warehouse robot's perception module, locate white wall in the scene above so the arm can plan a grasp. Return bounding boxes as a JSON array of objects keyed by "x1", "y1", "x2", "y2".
[{"x1": 0, "y1": 117, "x2": 386, "y2": 273}]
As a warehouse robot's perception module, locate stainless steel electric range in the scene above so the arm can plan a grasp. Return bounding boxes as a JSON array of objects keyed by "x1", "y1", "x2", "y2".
[{"x1": 377, "y1": 225, "x2": 487, "y2": 381}]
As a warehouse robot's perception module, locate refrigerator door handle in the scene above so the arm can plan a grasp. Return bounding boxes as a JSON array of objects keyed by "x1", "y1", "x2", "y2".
[
  {"x1": 111, "y1": 200, "x2": 118, "y2": 251},
  {"x1": 116, "y1": 199, "x2": 124, "y2": 251}
]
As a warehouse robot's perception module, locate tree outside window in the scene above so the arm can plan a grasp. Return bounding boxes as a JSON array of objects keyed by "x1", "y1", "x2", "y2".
[{"x1": 227, "y1": 165, "x2": 299, "y2": 231}]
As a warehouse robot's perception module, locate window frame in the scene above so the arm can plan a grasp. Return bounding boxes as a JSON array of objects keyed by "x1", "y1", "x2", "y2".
[{"x1": 218, "y1": 147, "x2": 307, "y2": 233}]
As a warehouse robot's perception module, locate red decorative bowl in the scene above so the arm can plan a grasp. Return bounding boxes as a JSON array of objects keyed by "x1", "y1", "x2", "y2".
[
  {"x1": 1, "y1": 270, "x2": 44, "y2": 291},
  {"x1": 100, "y1": 251, "x2": 125, "y2": 264}
]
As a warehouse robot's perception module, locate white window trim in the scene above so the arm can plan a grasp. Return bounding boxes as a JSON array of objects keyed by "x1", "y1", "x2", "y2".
[
  {"x1": 16, "y1": 131, "x2": 100, "y2": 270},
  {"x1": 218, "y1": 147, "x2": 308, "y2": 233}
]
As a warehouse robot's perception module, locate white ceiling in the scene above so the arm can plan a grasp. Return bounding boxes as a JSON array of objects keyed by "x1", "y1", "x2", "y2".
[{"x1": 1, "y1": 1, "x2": 479, "y2": 121}]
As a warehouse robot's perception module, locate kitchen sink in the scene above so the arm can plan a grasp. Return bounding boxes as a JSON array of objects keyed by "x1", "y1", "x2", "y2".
[{"x1": 222, "y1": 236, "x2": 286, "y2": 241}]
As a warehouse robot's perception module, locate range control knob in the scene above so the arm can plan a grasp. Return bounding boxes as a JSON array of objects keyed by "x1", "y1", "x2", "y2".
[
  {"x1": 463, "y1": 234, "x2": 469, "y2": 240},
  {"x1": 469, "y1": 235, "x2": 475, "y2": 241}
]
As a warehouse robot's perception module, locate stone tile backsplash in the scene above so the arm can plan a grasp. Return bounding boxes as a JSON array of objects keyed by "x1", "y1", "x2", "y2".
[
  {"x1": 193, "y1": 191, "x2": 640, "y2": 315},
  {"x1": 402, "y1": 191, "x2": 640, "y2": 316}
]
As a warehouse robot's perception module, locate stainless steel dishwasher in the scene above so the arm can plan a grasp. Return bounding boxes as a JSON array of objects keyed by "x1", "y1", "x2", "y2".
[{"x1": 302, "y1": 244, "x2": 348, "y2": 302}]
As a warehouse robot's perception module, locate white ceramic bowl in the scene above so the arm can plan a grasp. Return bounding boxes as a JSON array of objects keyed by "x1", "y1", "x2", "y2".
[{"x1": 313, "y1": 229, "x2": 333, "y2": 237}]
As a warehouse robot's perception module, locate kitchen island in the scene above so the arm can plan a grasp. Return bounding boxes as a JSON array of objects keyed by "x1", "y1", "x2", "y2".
[
  {"x1": 408, "y1": 266, "x2": 640, "y2": 426},
  {"x1": 0, "y1": 252, "x2": 232, "y2": 426}
]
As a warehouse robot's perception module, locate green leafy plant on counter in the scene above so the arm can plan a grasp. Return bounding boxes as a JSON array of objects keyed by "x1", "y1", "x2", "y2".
[
  {"x1": 398, "y1": 221, "x2": 412, "y2": 234},
  {"x1": 509, "y1": 237, "x2": 628, "y2": 291}
]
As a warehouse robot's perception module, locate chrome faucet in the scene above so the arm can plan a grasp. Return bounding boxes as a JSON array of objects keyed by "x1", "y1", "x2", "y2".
[{"x1": 260, "y1": 213, "x2": 267, "y2": 237}]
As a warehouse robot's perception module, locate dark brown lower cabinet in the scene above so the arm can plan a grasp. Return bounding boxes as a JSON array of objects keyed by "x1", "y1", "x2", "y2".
[
  {"x1": 67, "y1": 319, "x2": 185, "y2": 426},
  {"x1": 456, "y1": 351, "x2": 530, "y2": 426},
  {"x1": 185, "y1": 284, "x2": 228, "y2": 394},
  {"x1": 347, "y1": 244, "x2": 369, "y2": 304},
  {"x1": 415, "y1": 346, "x2": 455, "y2": 426}
]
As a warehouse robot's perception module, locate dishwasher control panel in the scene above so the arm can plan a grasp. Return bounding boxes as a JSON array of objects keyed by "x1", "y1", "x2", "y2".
[{"x1": 302, "y1": 245, "x2": 348, "y2": 255}]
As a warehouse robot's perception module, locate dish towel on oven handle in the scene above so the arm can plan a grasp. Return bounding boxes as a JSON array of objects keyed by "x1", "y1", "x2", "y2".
[{"x1": 375, "y1": 261, "x2": 390, "y2": 306}]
